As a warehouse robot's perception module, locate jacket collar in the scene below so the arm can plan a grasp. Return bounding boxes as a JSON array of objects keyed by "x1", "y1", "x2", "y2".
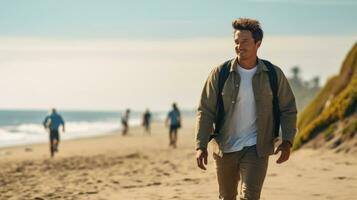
[{"x1": 229, "y1": 57, "x2": 269, "y2": 74}]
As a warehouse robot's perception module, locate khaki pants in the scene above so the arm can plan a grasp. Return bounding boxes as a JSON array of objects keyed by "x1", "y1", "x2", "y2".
[{"x1": 213, "y1": 145, "x2": 269, "y2": 200}]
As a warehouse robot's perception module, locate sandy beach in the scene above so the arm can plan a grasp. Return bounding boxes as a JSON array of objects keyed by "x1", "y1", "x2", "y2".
[{"x1": 0, "y1": 117, "x2": 356, "y2": 200}]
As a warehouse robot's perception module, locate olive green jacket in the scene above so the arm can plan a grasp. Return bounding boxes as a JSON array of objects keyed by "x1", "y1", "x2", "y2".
[{"x1": 195, "y1": 58, "x2": 297, "y2": 157}]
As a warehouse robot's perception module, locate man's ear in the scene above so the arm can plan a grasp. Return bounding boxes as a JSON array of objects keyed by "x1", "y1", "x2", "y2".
[{"x1": 256, "y1": 40, "x2": 262, "y2": 48}]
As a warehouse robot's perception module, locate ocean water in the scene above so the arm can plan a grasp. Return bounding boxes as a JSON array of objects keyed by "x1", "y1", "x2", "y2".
[{"x1": 0, "y1": 110, "x2": 168, "y2": 148}]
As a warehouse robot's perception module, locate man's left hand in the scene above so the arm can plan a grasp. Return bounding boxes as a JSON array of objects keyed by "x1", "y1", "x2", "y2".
[{"x1": 274, "y1": 140, "x2": 292, "y2": 164}]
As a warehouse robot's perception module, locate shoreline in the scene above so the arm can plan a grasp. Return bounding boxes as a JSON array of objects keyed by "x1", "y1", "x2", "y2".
[
  {"x1": 0, "y1": 128, "x2": 120, "y2": 151},
  {"x1": 0, "y1": 118, "x2": 155, "y2": 150}
]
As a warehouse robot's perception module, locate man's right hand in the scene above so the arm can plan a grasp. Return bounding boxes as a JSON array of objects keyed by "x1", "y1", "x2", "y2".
[{"x1": 196, "y1": 148, "x2": 208, "y2": 170}]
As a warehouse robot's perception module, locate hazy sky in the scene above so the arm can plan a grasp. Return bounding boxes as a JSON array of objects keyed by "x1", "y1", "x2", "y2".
[{"x1": 1, "y1": 0, "x2": 356, "y2": 111}]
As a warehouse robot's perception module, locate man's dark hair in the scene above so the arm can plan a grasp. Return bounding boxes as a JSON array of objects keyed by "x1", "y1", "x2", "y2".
[{"x1": 232, "y1": 18, "x2": 263, "y2": 43}]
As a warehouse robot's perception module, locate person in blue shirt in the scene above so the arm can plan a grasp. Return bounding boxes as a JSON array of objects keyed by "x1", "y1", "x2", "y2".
[
  {"x1": 43, "y1": 108, "x2": 65, "y2": 157},
  {"x1": 166, "y1": 103, "x2": 181, "y2": 148}
]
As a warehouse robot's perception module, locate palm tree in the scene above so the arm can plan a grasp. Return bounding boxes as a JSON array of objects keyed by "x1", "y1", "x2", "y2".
[{"x1": 291, "y1": 66, "x2": 300, "y2": 80}]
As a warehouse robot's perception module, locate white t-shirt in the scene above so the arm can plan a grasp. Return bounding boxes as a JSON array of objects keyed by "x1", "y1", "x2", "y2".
[{"x1": 222, "y1": 64, "x2": 258, "y2": 153}]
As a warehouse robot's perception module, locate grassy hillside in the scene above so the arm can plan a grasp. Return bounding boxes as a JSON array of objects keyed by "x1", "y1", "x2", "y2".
[{"x1": 293, "y1": 42, "x2": 357, "y2": 150}]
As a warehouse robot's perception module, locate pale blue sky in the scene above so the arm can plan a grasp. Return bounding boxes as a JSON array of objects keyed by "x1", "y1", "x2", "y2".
[
  {"x1": 0, "y1": 0, "x2": 356, "y2": 110},
  {"x1": 1, "y1": 0, "x2": 356, "y2": 39}
]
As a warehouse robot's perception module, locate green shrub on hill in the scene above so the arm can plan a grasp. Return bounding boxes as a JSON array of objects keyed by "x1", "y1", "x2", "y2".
[{"x1": 293, "y1": 42, "x2": 357, "y2": 150}]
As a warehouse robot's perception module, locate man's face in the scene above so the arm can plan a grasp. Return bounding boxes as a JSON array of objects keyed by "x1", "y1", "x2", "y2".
[{"x1": 234, "y1": 30, "x2": 261, "y2": 60}]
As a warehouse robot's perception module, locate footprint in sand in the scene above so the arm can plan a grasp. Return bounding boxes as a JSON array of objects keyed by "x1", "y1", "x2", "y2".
[
  {"x1": 125, "y1": 153, "x2": 141, "y2": 159},
  {"x1": 86, "y1": 191, "x2": 98, "y2": 195},
  {"x1": 183, "y1": 178, "x2": 194, "y2": 182},
  {"x1": 162, "y1": 160, "x2": 170, "y2": 164},
  {"x1": 122, "y1": 185, "x2": 138, "y2": 189},
  {"x1": 45, "y1": 193, "x2": 55, "y2": 197},
  {"x1": 86, "y1": 181, "x2": 94, "y2": 185},
  {"x1": 334, "y1": 176, "x2": 347, "y2": 180},
  {"x1": 24, "y1": 147, "x2": 32, "y2": 152},
  {"x1": 335, "y1": 161, "x2": 354, "y2": 166},
  {"x1": 146, "y1": 182, "x2": 161, "y2": 187},
  {"x1": 182, "y1": 178, "x2": 200, "y2": 184},
  {"x1": 2, "y1": 195, "x2": 12, "y2": 199}
]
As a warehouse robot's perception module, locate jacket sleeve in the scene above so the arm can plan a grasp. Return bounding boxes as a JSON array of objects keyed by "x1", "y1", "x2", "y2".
[
  {"x1": 276, "y1": 67, "x2": 298, "y2": 145},
  {"x1": 195, "y1": 67, "x2": 220, "y2": 150}
]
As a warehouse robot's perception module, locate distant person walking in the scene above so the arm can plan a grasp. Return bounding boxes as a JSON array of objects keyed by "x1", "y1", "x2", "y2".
[
  {"x1": 166, "y1": 103, "x2": 181, "y2": 148},
  {"x1": 142, "y1": 109, "x2": 152, "y2": 134},
  {"x1": 43, "y1": 108, "x2": 65, "y2": 158},
  {"x1": 121, "y1": 109, "x2": 130, "y2": 135}
]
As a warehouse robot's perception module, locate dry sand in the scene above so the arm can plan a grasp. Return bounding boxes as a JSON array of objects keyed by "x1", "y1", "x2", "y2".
[{"x1": 0, "y1": 118, "x2": 356, "y2": 200}]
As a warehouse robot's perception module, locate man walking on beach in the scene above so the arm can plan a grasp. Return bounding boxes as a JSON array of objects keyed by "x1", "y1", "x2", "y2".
[
  {"x1": 166, "y1": 103, "x2": 181, "y2": 148},
  {"x1": 142, "y1": 109, "x2": 152, "y2": 134},
  {"x1": 121, "y1": 109, "x2": 130, "y2": 135},
  {"x1": 195, "y1": 18, "x2": 297, "y2": 200},
  {"x1": 43, "y1": 108, "x2": 65, "y2": 158}
]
